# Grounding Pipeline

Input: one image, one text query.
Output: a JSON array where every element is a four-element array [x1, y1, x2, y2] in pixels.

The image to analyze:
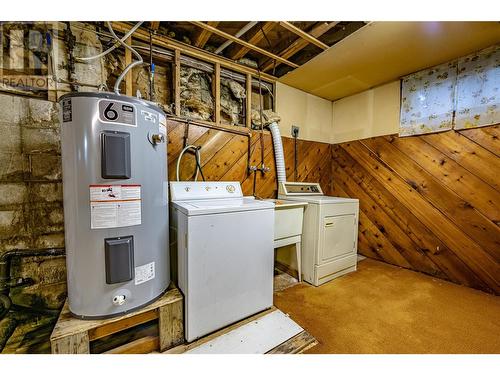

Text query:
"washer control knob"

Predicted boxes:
[[184, 187, 190, 192], [226, 185, 235, 193]]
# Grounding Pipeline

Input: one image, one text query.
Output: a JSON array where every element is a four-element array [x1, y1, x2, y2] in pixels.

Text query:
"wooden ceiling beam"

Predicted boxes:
[[193, 21, 219, 48], [229, 21, 275, 60], [279, 21, 328, 50], [110, 22, 277, 82], [214, 21, 258, 54], [261, 21, 339, 73], [190, 21, 298, 68]]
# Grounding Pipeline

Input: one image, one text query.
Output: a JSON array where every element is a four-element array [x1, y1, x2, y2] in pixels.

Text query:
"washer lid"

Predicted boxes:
[[172, 197, 275, 216]]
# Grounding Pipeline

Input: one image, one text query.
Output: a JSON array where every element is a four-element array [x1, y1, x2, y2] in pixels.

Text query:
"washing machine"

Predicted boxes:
[[278, 182, 359, 286], [170, 181, 275, 342]]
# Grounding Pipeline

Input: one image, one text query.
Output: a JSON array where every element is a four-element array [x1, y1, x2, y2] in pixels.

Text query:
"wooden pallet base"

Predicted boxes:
[[50, 286, 184, 354]]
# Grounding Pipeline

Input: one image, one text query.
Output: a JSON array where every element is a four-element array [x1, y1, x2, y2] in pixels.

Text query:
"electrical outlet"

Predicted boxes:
[[291, 125, 299, 138]]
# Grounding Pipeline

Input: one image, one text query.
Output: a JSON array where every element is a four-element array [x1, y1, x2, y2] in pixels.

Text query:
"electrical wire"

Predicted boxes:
[[75, 21, 143, 61], [106, 21, 144, 94]]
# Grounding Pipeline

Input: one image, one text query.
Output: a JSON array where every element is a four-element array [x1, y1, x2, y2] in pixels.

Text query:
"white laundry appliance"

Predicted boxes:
[[278, 182, 359, 286], [170, 181, 275, 342]]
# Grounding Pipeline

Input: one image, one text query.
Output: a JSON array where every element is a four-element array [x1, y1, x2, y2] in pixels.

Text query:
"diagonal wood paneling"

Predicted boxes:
[[167, 118, 499, 295], [331, 125, 500, 295], [167, 119, 333, 200]]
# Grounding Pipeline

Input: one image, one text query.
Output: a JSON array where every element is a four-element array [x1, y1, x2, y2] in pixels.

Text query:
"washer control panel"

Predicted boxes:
[[170, 181, 242, 201]]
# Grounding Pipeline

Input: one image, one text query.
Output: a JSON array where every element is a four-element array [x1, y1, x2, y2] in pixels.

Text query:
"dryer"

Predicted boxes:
[[170, 181, 275, 342], [278, 182, 359, 286]]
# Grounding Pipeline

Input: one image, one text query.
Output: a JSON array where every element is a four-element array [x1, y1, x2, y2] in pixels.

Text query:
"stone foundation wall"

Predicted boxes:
[[0, 21, 105, 353]]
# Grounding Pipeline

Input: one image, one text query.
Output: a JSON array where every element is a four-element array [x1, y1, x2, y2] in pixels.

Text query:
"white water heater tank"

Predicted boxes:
[[59, 92, 169, 319]]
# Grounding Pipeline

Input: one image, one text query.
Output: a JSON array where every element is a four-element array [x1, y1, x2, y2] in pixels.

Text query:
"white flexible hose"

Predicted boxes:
[[268, 122, 286, 184], [176, 145, 202, 181], [75, 22, 143, 61], [106, 21, 144, 95]]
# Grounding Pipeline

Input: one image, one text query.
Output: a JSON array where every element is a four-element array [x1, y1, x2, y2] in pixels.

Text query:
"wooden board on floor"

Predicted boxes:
[[162, 307, 317, 354], [267, 331, 318, 354]]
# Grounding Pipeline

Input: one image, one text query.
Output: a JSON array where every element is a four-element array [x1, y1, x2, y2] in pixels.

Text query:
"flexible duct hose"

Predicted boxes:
[[268, 122, 286, 184], [176, 145, 205, 181]]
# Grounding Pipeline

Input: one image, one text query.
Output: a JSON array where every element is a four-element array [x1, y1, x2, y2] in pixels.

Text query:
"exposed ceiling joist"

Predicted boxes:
[[190, 21, 299, 68], [214, 21, 257, 54], [150, 21, 160, 30], [261, 21, 339, 73], [279, 21, 328, 50], [110, 22, 277, 82], [193, 21, 219, 48], [229, 21, 275, 60]]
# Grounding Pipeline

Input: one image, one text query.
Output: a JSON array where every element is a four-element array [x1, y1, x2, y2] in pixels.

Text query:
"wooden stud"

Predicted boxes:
[[174, 49, 181, 116], [125, 36, 133, 96], [150, 21, 160, 30], [194, 21, 220, 48], [261, 22, 338, 72], [214, 62, 221, 124], [158, 298, 184, 351], [230, 22, 275, 60], [111, 22, 276, 82], [246, 73, 252, 128], [189, 21, 299, 68], [279, 21, 328, 50], [51, 331, 90, 354]]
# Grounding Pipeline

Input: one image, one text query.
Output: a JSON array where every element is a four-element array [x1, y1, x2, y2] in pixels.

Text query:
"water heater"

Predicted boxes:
[[59, 92, 169, 319]]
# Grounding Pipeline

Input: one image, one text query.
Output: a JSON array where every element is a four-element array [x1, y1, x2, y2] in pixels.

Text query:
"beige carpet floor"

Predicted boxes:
[[274, 258, 500, 354]]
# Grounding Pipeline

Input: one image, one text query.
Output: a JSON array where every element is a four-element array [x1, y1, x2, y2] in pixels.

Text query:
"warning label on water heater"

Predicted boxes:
[[135, 262, 155, 285], [89, 185, 141, 229]]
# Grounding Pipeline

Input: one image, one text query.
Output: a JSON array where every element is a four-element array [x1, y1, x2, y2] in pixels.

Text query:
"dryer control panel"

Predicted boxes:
[[170, 181, 243, 201], [278, 182, 324, 196]]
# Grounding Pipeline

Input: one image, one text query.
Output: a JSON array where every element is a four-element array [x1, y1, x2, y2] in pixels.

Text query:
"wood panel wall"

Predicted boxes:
[[331, 125, 500, 295], [166, 119, 333, 198]]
